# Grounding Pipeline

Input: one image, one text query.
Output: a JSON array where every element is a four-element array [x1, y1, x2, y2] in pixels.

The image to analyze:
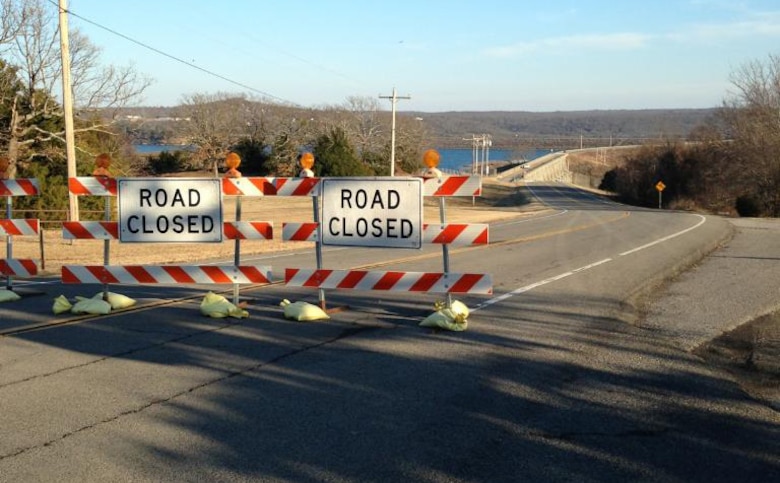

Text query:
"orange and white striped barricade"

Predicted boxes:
[[0, 178, 41, 290], [62, 264, 271, 285], [285, 269, 492, 294], [222, 175, 322, 304], [64, 175, 273, 301], [62, 221, 272, 241], [281, 173, 492, 307], [282, 222, 489, 246], [221, 176, 321, 197], [221, 175, 320, 302]]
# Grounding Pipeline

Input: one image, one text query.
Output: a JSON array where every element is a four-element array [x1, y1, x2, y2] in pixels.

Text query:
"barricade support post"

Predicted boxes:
[[224, 152, 242, 306], [0, 157, 41, 292], [93, 153, 113, 301]]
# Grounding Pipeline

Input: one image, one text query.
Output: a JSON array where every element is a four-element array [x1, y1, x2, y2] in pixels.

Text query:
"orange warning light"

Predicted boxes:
[[225, 152, 241, 169], [225, 152, 242, 178], [300, 152, 315, 170], [93, 153, 112, 177], [423, 149, 440, 169]]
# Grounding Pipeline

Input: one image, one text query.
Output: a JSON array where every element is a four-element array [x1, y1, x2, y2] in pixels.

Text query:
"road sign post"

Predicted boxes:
[[655, 181, 666, 209]]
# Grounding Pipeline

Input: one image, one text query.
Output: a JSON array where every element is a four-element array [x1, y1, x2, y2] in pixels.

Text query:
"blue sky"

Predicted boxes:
[[67, 0, 780, 112]]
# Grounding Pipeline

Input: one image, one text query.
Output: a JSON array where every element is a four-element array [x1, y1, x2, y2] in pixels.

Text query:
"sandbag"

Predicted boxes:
[[280, 299, 329, 322], [52, 295, 73, 314], [0, 289, 21, 303], [434, 299, 470, 319], [200, 292, 248, 319], [70, 297, 112, 315], [93, 291, 136, 310], [419, 307, 468, 332]]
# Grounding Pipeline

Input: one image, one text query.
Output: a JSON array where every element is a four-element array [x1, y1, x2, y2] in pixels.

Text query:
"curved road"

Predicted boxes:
[[0, 182, 777, 481]]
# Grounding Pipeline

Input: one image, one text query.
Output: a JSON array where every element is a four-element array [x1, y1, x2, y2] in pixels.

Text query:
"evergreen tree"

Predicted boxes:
[[312, 127, 371, 177]]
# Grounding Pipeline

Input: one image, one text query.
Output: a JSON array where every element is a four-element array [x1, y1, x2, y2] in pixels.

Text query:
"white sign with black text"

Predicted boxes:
[[321, 177, 423, 249], [118, 178, 223, 243]]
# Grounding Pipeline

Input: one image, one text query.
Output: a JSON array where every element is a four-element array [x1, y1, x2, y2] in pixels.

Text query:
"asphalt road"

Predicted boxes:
[[0, 182, 777, 482]]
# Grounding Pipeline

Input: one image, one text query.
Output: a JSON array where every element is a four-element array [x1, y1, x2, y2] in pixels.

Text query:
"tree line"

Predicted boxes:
[[599, 54, 780, 217]]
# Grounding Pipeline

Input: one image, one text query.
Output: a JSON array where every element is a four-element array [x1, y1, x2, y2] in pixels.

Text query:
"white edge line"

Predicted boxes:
[[619, 214, 706, 257], [472, 257, 613, 312]]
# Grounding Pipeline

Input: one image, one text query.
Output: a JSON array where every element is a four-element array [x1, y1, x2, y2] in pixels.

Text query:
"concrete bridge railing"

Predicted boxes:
[[496, 152, 570, 183]]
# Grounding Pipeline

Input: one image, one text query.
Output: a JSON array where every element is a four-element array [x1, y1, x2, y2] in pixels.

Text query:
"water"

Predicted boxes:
[[133, 145, 552, 171], [133, 144, 195, 154]]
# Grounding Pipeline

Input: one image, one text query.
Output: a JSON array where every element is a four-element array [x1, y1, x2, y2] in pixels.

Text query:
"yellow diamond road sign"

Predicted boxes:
[[656, 181, 666, 192]]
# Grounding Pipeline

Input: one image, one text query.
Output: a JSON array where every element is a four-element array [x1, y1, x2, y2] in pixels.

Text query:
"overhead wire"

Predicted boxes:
[[50, 0, 299, 106]]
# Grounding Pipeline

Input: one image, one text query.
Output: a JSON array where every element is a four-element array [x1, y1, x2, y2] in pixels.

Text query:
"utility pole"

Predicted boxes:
[[379, 87, 410, 176], [59, 0, 78, 220]]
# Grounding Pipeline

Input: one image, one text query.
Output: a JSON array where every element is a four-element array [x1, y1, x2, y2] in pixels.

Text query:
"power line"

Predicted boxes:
[[51, 1, 297, 106]]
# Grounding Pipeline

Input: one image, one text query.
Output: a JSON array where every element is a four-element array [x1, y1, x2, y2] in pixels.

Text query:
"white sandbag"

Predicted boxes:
[[280, 299, 329, 322], [93, 291, 136, 310], [0, 289, 21, 303], [200, 292, 248, 319], [52, 295, 73, 314], [70, 297, 112, 315]]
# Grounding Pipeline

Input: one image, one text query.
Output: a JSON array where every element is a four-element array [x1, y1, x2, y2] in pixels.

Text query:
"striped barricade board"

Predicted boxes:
[[422, 176, 482, 197], [285, 268, 492, 294], [63, 221, 273, 240], [0, 219, 40, 236], [0, 259, 38, 277], [62, 264, 272, 285], [0, 178, 40, 196], [69, 176, 117, 197], [222, 177, 321, 197], [282, 222, 489, 246]]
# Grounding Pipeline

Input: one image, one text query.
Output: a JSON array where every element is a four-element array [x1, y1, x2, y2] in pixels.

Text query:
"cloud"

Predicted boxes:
[[681, 11, 780, 40], [484, 32, 651, 58]]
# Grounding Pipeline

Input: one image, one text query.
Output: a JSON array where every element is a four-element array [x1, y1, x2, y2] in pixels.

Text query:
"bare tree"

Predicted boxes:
[[721, 53, 780, 215], [177, 92, 254, 175], [342, 95, 384, 155], [0, 0, 151, 177]]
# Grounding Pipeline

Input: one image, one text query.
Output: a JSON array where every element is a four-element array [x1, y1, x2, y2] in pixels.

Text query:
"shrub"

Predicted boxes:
[[735, 195, 761, 217]]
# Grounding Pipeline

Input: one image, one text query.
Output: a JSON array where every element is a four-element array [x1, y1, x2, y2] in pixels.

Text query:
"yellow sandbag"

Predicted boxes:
[[280, 299, 329, 322], [52, 295, 73, 314], [70, 297, 112, 315], [450, 300, 469, 319], [0, 289, 21, 303], [199, 292, 248, 319], [434, 299, 469, 319], [93, 291, 136, 310], [419, 308, 468, 332]]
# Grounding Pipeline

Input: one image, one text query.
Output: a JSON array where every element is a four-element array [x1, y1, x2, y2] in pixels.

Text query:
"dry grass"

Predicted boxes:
[[5, 179, 539, 275]]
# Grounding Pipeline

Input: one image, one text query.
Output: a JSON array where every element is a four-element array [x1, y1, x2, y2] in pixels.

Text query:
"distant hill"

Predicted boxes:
[[411, 109, 718, 148], [113, 106, 718, 150]]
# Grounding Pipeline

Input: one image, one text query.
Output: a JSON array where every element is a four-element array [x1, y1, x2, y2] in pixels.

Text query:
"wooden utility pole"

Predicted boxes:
[[59, 0, 79, 220], [379, 87, 410, 176]]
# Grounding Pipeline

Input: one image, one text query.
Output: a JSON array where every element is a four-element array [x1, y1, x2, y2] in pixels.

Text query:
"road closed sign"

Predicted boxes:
[[321, 177, 422, 248], [118, 178, 223, 243]]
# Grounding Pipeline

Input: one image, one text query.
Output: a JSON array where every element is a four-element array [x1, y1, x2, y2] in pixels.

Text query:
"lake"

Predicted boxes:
[[133, 145, 553, 172]]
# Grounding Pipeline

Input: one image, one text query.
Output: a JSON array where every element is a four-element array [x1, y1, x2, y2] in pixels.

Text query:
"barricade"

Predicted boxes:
[[278, 151, 492, 310], [62, 156, 272, 302], [0, 175, 41, 291], [61, 152, 493, 321]]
